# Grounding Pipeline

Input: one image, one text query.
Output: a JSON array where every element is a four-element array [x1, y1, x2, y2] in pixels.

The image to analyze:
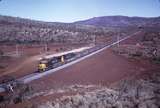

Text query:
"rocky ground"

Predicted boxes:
[[1, 70, 159, 108], [36, 71, 160, 108]]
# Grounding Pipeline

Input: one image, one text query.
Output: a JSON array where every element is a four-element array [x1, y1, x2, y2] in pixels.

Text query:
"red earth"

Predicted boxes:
[[5, 31, 160, 108]]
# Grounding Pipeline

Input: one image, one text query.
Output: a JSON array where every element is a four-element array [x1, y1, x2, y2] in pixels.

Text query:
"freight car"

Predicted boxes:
[[38, 52, 77, 72]]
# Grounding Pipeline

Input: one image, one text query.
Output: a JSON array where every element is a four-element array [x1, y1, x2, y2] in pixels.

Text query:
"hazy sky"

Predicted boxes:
[[0, 0, 160, 22]]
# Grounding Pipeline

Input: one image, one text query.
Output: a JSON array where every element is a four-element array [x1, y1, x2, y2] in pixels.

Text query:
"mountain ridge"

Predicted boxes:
[[0, 15, 159, 43], [74, 16, 160, 27], [1, 14, 160, 26]]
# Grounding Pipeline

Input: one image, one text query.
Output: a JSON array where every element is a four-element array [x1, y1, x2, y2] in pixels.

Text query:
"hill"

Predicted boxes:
[[0, 15, 160, 44], [75, 16, 160, 27]]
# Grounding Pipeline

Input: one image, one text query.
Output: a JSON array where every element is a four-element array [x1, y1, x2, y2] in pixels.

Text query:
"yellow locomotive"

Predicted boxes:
[[38, 59, 48, 72]]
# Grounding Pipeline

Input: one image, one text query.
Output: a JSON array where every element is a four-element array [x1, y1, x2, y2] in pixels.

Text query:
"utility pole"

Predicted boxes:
[[117, 34, 120, 48], [94, 35, 96, 46], [45, 43, 48, 53], [16, 44, 19, 56]]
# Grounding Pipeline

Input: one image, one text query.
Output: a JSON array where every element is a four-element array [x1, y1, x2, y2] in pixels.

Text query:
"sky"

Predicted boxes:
[[0, 0, 160, 22]]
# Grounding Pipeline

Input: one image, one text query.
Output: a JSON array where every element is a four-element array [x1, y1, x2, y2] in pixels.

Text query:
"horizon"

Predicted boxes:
[[0, 0, 160, 23], [0, 14, 160, 23]]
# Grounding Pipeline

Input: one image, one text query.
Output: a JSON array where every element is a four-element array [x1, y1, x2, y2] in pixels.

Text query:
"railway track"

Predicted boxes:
[[0, 32, 140, 93]]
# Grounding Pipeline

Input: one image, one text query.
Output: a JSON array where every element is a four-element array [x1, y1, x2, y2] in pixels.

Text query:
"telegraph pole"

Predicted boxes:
[[45, 43, 48, 53], [94, 35, 96, 46], [16, 44, 19, 56], [117, 34, 120, 48]]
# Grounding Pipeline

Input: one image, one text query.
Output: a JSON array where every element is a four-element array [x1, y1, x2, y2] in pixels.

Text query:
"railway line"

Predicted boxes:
[[0, 32, 140, 93]]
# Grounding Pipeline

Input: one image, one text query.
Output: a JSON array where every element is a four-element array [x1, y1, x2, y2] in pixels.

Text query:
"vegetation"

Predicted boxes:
[[1, 15, 158, 44]]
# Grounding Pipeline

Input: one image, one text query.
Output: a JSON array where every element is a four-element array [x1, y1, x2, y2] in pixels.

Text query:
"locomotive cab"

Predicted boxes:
[[38, 59, 48, 72]]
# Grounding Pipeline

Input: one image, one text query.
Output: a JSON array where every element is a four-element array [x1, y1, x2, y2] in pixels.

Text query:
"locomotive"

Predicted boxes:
[[38, 52, 76, 72]]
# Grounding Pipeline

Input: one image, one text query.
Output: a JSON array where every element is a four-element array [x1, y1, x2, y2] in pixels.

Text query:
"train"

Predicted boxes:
[[37, 47, 92, 72], [38, 52, 77, 72]]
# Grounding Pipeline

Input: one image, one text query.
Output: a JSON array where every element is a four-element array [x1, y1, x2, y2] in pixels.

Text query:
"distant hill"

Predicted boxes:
[[74, 16, 160, 27], [0, 15, 159, 44]]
